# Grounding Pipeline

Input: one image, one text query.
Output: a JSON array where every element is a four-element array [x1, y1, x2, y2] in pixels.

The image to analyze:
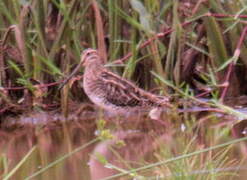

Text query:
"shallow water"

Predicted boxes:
[[1, 108, 247, 180]]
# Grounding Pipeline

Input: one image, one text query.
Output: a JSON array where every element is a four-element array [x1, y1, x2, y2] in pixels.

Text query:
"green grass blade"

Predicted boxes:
[[24, 138, 99, 180], [3, 146, 36, 180], [102, 136, 247, 180]]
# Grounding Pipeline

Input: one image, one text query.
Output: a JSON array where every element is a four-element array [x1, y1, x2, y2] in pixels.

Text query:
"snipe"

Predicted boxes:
[[60, 48, 171, 116]]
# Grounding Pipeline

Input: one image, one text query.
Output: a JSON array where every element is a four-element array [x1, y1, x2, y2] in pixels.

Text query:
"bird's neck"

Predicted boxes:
[[84, 60, 104, 76]]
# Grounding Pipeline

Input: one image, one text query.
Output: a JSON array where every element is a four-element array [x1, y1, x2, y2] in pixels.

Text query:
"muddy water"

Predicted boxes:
[[1, 108, 247, 180], [0, 109, 170, 179], [0, 110, 97, 180]]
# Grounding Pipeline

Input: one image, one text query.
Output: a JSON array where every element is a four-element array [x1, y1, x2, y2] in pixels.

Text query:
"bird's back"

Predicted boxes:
[[83, 66, 170, 114]]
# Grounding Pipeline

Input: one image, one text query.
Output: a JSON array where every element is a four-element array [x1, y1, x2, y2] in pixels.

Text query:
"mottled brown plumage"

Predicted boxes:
[[62, 48, 171, 115]]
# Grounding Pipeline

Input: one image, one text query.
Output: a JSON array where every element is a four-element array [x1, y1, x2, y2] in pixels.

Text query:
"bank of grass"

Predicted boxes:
[[1, 0, 247, 179]]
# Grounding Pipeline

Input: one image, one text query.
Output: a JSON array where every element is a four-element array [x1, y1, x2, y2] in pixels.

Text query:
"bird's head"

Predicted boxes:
[[58, 48, 101, 90], [81, 48, 103, 67]]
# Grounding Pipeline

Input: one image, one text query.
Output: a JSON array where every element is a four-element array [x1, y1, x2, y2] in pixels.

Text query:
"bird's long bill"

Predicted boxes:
[[58, 58, 85, 90]]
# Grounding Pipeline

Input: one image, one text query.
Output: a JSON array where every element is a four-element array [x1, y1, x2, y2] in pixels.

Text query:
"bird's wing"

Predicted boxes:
[[98, 70, 169, 108]]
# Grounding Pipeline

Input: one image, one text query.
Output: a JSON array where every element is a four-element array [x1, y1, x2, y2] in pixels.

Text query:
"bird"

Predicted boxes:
[[59, 48, 172, 116]]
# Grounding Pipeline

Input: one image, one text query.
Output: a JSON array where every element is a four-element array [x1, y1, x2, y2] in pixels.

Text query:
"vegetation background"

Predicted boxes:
[[0, 0, 247, 179]]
